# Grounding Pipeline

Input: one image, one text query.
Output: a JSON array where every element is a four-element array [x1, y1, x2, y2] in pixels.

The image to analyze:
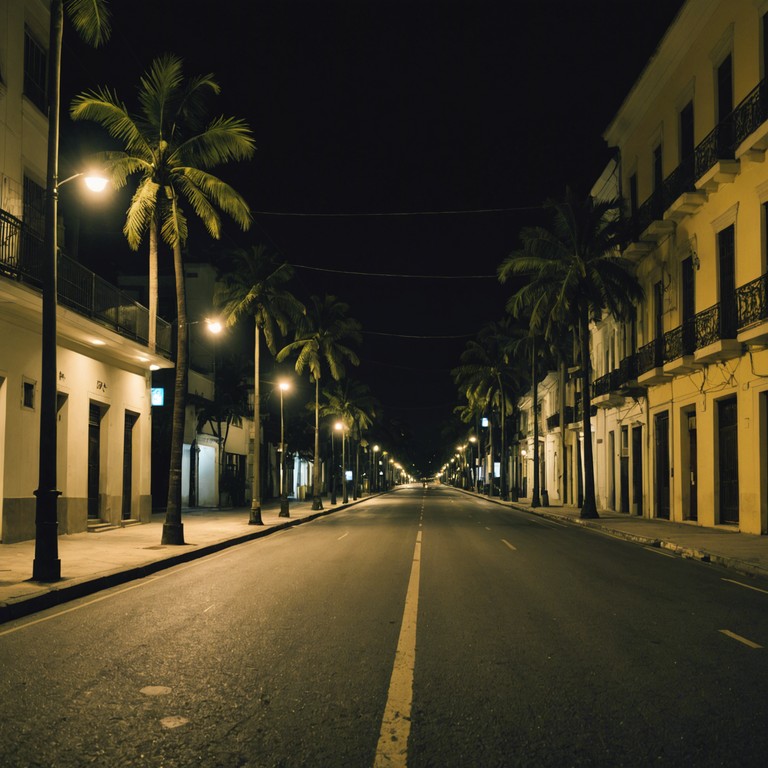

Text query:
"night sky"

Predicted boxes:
[[59, 0, 686, 474]]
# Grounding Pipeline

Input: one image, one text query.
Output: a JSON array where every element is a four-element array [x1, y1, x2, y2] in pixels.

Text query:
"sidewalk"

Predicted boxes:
[[3, 487, 768, 625], [0, 496, 371, 624], [464, 488, 768, 581]]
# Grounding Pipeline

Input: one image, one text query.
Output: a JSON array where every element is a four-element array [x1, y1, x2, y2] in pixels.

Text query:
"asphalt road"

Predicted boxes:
[[1, 484, 768, 767]]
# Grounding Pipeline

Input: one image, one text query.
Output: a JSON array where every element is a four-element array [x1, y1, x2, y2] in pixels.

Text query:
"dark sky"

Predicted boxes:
[[60, 0, 686, 474]]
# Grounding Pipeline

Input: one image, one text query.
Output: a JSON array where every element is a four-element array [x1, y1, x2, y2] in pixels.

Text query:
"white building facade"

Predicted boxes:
[[0, 0, 171, 543]]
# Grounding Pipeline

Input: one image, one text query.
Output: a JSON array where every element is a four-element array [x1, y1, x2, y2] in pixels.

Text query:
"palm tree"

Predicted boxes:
[[319, 380, 379, 499], [34, 0, 111, 581], [214, 246, 304, 524], [277, 295, 362, 510], [498, 187, 642, 519], [452, 319, 522, 500], [71, 55, 255, 543]]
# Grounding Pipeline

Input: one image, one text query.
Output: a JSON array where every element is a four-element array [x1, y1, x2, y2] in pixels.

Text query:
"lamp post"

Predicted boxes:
[[371, 444, 379, 493], [335, 421, 348, 503], [33, 171, 107, 582], [469, 436, 478, 492], [278, 380, 290, 517]]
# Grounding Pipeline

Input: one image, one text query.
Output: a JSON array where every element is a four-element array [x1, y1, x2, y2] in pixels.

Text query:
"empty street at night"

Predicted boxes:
[[2, 484, 768, 767]]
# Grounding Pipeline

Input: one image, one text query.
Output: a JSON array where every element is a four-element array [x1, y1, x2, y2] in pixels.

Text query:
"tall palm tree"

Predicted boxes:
[[214, 246, 304, 524], [35, 0, 111, 581], [452, 319, 522, 500], [498, 187, 642, 519], [70, 54, 254, 352], [71, 55, 255, 543], [277, 295, 362, 510]]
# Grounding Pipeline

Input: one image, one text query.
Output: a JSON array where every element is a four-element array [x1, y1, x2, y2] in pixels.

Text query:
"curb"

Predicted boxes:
[[0, 495, 378, 626]]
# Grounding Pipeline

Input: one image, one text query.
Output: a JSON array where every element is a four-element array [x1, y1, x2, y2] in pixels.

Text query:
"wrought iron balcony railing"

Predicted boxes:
[[0, 208, 172, 356], [631, 78, 768, 241], [737, 272, 768, 330]]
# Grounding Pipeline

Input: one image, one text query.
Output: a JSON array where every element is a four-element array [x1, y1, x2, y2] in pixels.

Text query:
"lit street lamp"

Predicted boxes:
[[371, 444, 380, 493], [335, 421, 348, 504], [278, 380, 291, 517], [34, 170, 107, 582]]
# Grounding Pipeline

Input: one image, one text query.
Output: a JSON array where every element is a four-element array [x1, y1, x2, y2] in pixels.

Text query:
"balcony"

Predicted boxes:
[[0, 208, 172, 357], [737, 273, 768, 347], [591, 369, 624, 408], [693, 302, 741, 364], [637, 338, 671, 385], [627, 78, 768, 247], [734, 80, 768, 162], [663, 319, 700, 374]]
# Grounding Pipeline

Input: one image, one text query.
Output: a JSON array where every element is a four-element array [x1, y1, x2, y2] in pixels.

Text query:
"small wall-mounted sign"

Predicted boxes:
[[151, 387, 165, 406]]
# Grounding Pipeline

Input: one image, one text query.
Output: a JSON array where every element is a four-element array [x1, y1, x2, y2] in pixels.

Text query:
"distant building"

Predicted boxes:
[[0, 0, 171, 543]]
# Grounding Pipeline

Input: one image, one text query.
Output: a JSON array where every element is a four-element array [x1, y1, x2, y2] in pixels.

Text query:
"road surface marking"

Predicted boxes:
[[203, 604, 215, 613], [160, 716, 189, 729], [722, 578, 768, 596], [643, 546, 676, 558], [501, 539, 517, 551], [374, 533, 421, 768], [718, 629, 763, 649], [485, 526, 491, 530], [526, 516, 568, 528], [337, 532, 349, 540]]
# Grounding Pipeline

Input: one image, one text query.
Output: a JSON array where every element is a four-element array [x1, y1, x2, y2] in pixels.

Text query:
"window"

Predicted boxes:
[[628, 172, 638, 218], [23, 176, 45, 241], [679, 101, 694, 169], [22, 379, 35, 409], [23, 27, 47, 113], [653, 145, 663, 192]]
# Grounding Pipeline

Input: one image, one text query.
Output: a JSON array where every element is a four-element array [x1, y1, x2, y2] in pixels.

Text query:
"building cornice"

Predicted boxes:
[[604, 0, 721, 148]]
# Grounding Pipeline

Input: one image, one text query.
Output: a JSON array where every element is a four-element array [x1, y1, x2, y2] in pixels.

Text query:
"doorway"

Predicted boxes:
[[687, 412, 698, 521], [718, 397, 739, 524], [122, 412, 138, 520], [632, 425, 643, 515], [655, 412, 670, 519], [87, 403, 103, 519]]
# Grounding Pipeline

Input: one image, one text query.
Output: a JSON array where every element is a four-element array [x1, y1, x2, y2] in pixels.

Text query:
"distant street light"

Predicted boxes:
[[278, 380, 291, 517], [34, 170, 108, 582], [335, 421, 348, 503]]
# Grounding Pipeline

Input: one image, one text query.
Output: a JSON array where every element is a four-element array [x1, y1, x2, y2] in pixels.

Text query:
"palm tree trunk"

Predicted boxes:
[[579, 312, 599, 518], [559, 359, 567, 504], [312, 377, 323, 510], [162, 241, 188, 544], [249, 322, 263, 524], [531, 341, 541, 507], [148, 215, 158, 351]]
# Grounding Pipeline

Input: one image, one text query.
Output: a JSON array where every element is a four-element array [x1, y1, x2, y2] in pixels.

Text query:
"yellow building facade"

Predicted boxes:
[[595, 0, 768, 534]]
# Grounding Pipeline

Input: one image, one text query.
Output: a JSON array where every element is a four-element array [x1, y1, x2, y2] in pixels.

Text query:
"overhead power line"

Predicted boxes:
[[255, 205, 543, 218], [290, 263, 496, 279]]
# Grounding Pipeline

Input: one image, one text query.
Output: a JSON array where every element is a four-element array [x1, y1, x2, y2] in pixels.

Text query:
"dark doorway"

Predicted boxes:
[[122, 413, 138, 520], [620, 426, 629, 514], [688, 412, 698, 521], [87, 403, 102, 520], [718, 397, 739, 524], [632, 425, 643, 515], [655, 412, 670, 519]]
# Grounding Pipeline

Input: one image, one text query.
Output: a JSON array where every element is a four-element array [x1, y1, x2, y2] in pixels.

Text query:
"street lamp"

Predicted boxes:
[[335, 421, 348, 504], [278, 380, 291, 517], [372, 444, 380, 493], [33, 170, 108, 582]]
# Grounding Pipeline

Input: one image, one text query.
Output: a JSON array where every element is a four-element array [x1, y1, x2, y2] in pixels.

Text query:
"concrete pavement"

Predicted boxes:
[[3, 484, 768, 625]]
